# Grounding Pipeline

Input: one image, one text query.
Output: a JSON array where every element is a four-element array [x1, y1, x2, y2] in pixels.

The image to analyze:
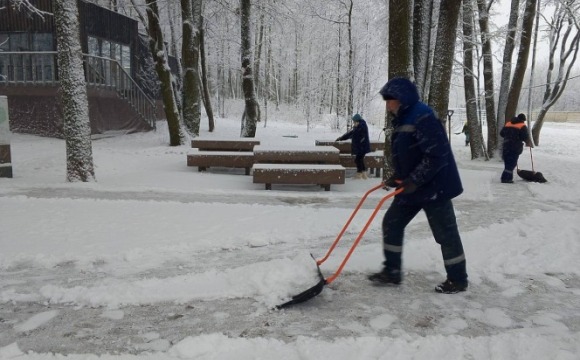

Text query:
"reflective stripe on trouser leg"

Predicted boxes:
[[424, 199, 468, 283], [381, 200, 421, 272]]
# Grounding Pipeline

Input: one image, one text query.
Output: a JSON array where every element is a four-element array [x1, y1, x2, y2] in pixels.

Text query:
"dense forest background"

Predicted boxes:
[[5, 0, 579, 180], [93, 0, 580, 118]]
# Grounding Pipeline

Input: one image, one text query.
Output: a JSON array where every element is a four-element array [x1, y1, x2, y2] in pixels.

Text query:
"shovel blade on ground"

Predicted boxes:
[[517, 169, 547, 183]]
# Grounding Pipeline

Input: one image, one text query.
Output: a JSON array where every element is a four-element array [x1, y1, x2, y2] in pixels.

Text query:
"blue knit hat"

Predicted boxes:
[[352, 113, 362, 122]]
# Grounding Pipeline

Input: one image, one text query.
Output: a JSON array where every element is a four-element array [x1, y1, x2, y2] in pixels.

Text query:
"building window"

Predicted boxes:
[[86, 36, 131, 88], [0, 32, 55, 82]]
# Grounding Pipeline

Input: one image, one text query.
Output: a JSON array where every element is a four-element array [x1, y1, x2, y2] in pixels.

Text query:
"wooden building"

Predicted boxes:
[[0, 0, 159, 137]]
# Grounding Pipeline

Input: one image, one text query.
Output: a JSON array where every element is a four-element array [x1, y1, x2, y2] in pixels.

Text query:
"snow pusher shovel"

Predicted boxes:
[[517, 147, 547, 183], [276, 185, 403, 309]]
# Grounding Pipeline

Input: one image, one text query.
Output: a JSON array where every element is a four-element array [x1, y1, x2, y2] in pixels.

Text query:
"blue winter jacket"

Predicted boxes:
[[380, 77, 463, 205], [337, 118, 371, 156]]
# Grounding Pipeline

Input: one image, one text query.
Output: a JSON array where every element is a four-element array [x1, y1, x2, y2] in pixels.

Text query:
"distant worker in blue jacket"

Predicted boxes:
[[369, 76, 468, 294], [462, 122, 470, 146], [500, 113, 532, 183], [336, 114, 371, 179]]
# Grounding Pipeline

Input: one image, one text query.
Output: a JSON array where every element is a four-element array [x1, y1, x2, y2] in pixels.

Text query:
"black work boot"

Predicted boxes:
[[435, 279, 468, 294], [368, 269, 401, 285]]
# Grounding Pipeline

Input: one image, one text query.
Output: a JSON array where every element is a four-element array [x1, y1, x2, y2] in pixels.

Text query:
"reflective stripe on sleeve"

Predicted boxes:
[[396, 124, 416, 133]]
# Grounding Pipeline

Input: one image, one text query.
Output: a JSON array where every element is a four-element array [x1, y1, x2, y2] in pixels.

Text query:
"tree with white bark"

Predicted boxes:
[[54, 0, 95, 182], [531, 0, 580, 145]]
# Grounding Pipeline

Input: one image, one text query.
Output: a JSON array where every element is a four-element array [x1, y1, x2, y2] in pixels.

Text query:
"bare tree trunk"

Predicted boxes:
[[181, 0, 202, 137], [413, 0, 433, 98], [336, 26, 342, 123], [254, 3, 265, 99], [389, 1, 412, 78], [166, 2, 183, 124], [132, 0, 184, 146], [240, 0, 259, 137], [217, 19, 227, 118], [505, 0, 537, 123], [263, 23, 272, 127], [428, 0, 462, 124], [346, 0, 354, 122], [494, 0, 520, 157], [385, 0, 412, 180], [54, 0, 95, 182], [462, 0, 487, 159], [167, 1, 183, 91], [293, 27, 299, 104], [526, 0, 540, 138], [476, 0, 498, 157], [199, 24, 215, 132]]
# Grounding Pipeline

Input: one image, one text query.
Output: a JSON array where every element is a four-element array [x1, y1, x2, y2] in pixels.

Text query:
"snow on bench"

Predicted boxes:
[[253, 145, 340, 164], [252, 163, 346, 191], [191, 139, 260, 152]]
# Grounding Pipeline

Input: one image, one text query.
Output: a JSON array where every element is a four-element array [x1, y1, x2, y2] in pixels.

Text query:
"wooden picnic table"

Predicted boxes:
[[315, 139, 385, 153], [253, 145, 340, 164], [191, 139, 260, 152]]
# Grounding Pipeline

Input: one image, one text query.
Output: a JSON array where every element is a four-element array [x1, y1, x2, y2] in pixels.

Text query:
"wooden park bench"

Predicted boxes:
[[187, 139, 260, 175], [252, 145, 345, 190], [253, 164, 346, 191], [339, 151, 384, 178], [187, 151, 255, 175], [315, 140, 385, 177]]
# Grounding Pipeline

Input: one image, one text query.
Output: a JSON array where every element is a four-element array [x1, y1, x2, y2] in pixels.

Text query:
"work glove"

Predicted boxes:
[[398, 178, 417, 194], [382, 176, 401, 190]]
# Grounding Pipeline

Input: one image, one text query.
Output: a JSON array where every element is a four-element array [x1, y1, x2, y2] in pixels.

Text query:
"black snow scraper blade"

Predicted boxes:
[[276, 260, 325, 309], [517, 169, 547, 183], [276, 186, 403, 309]]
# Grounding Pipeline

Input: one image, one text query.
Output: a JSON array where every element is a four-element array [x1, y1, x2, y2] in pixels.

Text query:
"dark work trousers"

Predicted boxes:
[[501, 151, 519, 182], [381, 198, 468, 284], [355, 154, 366, 172]]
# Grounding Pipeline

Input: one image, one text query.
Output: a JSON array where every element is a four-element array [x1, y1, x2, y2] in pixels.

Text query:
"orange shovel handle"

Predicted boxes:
[[316, 183, 384, 266], [323, 187, 404, 285]]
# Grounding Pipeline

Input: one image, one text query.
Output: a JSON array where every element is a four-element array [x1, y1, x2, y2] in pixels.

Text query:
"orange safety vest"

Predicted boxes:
[[504, 121, 526, 129]]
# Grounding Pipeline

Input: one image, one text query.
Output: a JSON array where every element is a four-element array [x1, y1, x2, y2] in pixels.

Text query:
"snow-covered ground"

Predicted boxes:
[[1, 114, 579, 359]]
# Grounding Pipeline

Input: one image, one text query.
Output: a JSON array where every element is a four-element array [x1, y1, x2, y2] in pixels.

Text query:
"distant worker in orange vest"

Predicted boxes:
[[500, 113, 533, 183]]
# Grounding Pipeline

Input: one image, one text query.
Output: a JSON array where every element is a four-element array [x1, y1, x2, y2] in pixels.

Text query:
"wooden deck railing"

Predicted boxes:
[[0, 51, 156, 129]]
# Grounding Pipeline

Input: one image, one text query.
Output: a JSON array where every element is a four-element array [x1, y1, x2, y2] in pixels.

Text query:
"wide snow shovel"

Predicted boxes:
[[517, 147, 547, 183], [277, 185, 403, 309]]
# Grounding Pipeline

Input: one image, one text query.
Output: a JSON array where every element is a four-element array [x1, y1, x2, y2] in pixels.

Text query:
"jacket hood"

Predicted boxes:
[[379, 77, 420, 110]]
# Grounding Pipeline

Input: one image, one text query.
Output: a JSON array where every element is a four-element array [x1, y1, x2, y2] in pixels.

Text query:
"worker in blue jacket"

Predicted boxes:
[[368, 76, 468, 294], [336, 114, 371, 179]]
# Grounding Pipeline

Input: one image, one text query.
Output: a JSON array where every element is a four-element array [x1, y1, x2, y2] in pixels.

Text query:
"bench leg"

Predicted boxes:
[[245, 167, 250, 176], [265, 183, 272, 190], [198, 167, 207, 172], [375, 167, 381, 178], [324, 184, 331, 191]]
